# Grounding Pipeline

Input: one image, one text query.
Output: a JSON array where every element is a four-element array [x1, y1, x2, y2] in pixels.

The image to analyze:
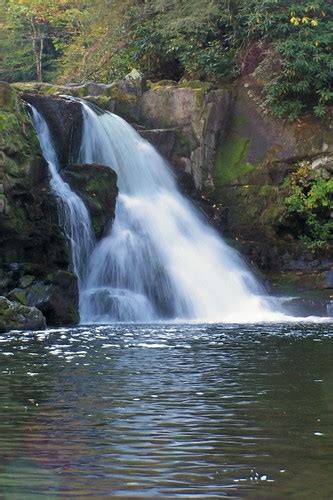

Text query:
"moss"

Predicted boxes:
[[111, 87, 138, 103], [94, 95, 112, 108], [11, 82, 54, 94], [0, 104, 40, 163], [268, 271, 326, 293], [179, 80, 213, 92], [149, 80, 178, 90], [214, 136, 255, 188], [174, 129, 192, 155], [7, 288, 28, 305], [193, 88, 206, 109], [44, 85, 65, 95]]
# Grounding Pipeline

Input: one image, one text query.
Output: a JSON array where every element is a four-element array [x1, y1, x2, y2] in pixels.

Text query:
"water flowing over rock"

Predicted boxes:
[[29, 106, 95, 288], [22, 93, 83, 167], [78, 102, 282, 323], [62, 163, 118, 239], [7, 77, 333, 317]]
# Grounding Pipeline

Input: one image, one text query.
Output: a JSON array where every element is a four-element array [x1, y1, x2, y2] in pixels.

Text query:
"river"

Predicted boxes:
[[0, 322, 332, 497]]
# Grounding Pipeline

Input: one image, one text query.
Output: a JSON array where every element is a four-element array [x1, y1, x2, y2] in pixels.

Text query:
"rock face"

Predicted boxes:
[[138, 85, 232, 191], [210, 82, 333, 297], [63, 163, 118, 239], [20, 93, 83, 167], [0, 296, 45, 333], [0, 82, 80, 330]]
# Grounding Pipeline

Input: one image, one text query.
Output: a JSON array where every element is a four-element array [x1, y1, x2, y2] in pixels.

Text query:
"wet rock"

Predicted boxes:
[[44, 271, 79, 326], [139, 129, 177, 159], [26, 271, 79, 326], [323, 271, 333, 289], [19, 274, 35, 289], [7, 287, 28, 305], [21, 94, 83, 167], [63, 163, 118, 239], [0, 296, 46, 333]]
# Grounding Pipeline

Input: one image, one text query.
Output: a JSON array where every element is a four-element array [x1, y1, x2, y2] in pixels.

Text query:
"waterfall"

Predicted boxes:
[[29, 106, 95, 287], [78, 102, 282, 323]]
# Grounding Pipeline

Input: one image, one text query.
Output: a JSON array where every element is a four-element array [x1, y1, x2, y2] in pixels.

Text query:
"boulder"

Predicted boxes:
[[26, 271, 79, 326], [124, 69, 147, 96], [63, 163, 118, 239], [0, 296, 46, 333]]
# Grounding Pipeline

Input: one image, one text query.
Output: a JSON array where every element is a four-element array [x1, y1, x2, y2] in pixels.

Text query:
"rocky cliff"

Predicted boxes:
[[0, 82, 118, 331]]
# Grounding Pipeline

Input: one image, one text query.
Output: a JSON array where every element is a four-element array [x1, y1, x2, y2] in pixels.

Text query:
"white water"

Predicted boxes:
[[78, 103, 284, 323], [30, 106, 95, 286]]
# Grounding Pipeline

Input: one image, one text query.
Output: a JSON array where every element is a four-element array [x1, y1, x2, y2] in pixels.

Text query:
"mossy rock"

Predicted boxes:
[[214, 136, 255, 188], [0, 296, 46, 333], [7, 287, 28, 305], [149, 80, 178, 90], [11, 82, 55, 94], [179, 80, 214, 92]]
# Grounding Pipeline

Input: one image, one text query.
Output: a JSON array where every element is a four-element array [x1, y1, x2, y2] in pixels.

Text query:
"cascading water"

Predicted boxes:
[[78, 102, 283, 323], [29, 106, 95, 286]]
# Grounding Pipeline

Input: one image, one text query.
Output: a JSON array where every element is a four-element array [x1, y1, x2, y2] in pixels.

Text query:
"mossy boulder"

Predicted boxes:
[[63, 163, 118, 239], [0, 296, 46, 333]]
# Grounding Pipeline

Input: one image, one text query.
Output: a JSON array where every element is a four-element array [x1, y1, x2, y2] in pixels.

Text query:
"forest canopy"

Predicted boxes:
[[0, 0, 332, 120]]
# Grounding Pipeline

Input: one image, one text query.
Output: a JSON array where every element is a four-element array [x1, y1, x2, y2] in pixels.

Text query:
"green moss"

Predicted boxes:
[[214, 136, 255, 187], [149, 80, 177, 90], [110, 85, 138, 103], [179, 80, 213, 92], [268, 271, 326, 293], [193, 88, 206, 108], [11, 82, 54, 94], [174, 129, 192, 155], [0, 92, 40, 164], [7, 288, 28, 305]]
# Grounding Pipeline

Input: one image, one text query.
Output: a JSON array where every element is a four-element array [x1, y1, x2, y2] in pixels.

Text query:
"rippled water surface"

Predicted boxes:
[[0, 323, 332, 498]]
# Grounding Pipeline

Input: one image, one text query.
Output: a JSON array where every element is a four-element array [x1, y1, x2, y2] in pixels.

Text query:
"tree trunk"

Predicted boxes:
[[31, 19, 43, 82]]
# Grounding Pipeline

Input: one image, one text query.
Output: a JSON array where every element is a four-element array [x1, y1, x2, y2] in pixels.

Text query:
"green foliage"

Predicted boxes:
[[283, 162, 333, 254], [126, 0, 237, 81], [0, 0, 83, 82], [1, 0, 332, 120], [237, 0, 333, 120]]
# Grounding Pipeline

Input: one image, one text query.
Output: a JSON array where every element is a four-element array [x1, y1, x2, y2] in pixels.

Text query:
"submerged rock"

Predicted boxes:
[[0, 296, 46, 333]]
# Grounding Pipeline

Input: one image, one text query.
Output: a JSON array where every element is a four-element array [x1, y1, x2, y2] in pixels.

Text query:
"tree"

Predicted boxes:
[[1, 0, 82, 82]]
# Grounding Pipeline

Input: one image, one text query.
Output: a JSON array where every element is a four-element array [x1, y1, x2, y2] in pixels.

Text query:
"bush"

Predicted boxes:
[[282, 162, 333, 254]]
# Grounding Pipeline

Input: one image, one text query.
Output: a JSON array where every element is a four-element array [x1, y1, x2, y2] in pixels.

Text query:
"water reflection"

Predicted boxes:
[[0, 323, 332, 497]]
